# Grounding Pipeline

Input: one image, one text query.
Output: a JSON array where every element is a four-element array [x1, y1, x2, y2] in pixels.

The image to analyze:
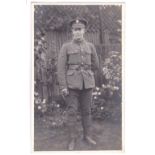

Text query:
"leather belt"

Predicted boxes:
[[68, 64, 91, 70]]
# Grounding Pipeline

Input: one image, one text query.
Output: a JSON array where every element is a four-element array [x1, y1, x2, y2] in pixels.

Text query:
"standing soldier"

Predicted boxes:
[[57, 17, 99, 150]]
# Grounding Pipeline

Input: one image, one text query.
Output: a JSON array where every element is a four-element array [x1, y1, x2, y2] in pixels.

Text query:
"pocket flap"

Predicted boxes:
[[68, 50, 79, 54], [67, 70, 75, 76]]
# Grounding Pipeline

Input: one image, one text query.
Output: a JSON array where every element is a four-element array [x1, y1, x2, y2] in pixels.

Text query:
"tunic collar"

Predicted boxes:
[[72, 38, 86, 44]]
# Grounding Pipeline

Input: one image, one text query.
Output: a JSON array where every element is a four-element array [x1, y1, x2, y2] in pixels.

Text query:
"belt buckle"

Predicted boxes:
[[81, 66, 84, 72]]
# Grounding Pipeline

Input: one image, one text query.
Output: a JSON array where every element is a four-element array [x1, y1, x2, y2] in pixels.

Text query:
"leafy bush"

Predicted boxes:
[[92, 51, 121, 121]]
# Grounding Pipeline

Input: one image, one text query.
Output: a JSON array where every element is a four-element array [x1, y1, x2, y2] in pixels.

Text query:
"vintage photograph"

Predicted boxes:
[[33, 3, 123, 151]]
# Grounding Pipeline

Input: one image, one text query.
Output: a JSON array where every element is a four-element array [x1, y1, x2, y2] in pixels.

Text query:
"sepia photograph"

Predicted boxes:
[[32, 3, 124, 151], [2, 1, 155, 155]]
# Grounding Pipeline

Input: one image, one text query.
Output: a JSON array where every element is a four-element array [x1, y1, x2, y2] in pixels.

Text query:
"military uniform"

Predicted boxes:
[[57, 18, 99, 150], [58, 39, 99, 90]]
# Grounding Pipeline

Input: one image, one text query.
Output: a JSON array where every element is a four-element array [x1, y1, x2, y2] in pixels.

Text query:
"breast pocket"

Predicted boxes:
[[67, 50, 80, 64]]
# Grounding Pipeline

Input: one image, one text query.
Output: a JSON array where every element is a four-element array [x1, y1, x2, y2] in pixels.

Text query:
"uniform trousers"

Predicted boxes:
[[65, 87, 93, 139]]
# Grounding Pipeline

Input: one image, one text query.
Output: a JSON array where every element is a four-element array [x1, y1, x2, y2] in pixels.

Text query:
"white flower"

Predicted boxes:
[[94, 96, 97, 99], [57, 104, 60, 108], [114, 86, 119, 90], [102, 68, 107, 72], [41, 37, 45, 41], [98, 92, 101, 95], [102, 84, 106, 88], [38, 106, 41, 110], [96, 87, 100, 91], [101, 107, 104, 110]]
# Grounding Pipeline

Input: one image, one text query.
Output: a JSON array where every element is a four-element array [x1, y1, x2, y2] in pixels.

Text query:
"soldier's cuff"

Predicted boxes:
[[61, 88, 68, 92], [60, 86, 68, 91]]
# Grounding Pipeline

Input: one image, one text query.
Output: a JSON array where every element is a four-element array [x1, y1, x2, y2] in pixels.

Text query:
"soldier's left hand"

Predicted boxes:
[[61, 88, 69, 97]]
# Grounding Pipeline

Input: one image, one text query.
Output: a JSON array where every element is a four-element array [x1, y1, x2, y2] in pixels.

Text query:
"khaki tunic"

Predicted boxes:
[[57, 39, 99, 90]]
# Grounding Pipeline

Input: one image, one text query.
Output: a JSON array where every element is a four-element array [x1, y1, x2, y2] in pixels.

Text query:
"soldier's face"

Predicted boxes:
[[72, 28, 85, 40]]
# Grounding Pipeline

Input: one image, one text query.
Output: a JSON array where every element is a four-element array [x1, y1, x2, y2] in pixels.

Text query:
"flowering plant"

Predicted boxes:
[[91, 51, 122, 121]]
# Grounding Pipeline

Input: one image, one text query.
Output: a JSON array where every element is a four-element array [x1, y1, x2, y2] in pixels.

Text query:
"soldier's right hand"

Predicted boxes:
[[61, 88, 69, 97]]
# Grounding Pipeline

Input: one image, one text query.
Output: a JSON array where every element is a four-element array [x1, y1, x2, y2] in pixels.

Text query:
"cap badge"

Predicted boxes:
[[76, 19, 79, 23]]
